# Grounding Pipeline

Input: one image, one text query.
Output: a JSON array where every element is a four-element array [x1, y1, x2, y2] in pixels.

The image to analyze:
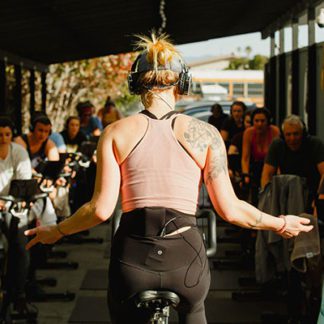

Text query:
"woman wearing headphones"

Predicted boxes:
[[241, 108, 280, 205], [24, 34, 313, 324]]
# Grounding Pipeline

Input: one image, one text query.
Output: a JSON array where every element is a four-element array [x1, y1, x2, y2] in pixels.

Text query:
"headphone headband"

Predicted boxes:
[[131, 51, 184, 74], [128, 51, 191, 95]]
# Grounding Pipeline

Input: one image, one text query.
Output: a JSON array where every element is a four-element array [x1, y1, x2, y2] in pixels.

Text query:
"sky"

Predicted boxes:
[[176, 26, 324, 62], [177, 32, 270, 61]]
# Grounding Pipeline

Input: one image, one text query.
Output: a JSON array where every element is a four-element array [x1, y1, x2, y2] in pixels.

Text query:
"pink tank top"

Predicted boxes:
[[120, 115, 202, 214], [251, 127, 273, 161]]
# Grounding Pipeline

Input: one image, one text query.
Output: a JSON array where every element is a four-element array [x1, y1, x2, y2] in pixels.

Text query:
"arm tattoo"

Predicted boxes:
[[184, 118, 227, 183], [250, 211, 263, 229]]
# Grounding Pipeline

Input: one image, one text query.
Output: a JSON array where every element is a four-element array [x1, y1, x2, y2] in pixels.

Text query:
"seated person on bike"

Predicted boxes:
[[0, 116, 35, 315], [24, 34, 313, 324], [76, 101, 103, 139], [261, 114, 324, 211], [14, 112, 59, 170], [241, 108, 279, 205], [228, 110, 252, 177], [220, 101, 246, 147], [60, 116, 87, 153], [97, 96, 124, 128], [14, 112, 58, 222], [208, 103, 228, 132]]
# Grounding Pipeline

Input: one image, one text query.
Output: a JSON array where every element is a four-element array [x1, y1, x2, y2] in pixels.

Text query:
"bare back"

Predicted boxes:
[[109, 113, 215, 170]]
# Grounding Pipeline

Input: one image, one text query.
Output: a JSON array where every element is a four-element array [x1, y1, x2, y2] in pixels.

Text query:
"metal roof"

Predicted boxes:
[[0, 0, 311, 65]]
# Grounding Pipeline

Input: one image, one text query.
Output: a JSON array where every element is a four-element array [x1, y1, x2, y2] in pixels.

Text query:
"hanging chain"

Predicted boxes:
[[158, 0, 167, 35]]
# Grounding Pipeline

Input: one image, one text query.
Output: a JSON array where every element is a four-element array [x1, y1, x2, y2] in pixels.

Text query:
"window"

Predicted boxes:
[[233, 83, 244, 96], [218, 82, 229, 92], [247, 83, 263, 97]]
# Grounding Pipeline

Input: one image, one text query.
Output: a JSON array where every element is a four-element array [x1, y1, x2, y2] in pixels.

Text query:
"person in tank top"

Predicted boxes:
[[14, 112, 59, 170], [24, 34, 313, 324], [241, 108, 279, 205]]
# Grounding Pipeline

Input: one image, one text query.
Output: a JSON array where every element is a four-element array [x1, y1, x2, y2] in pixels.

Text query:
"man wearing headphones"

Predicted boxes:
[[14, 112, 59, 169], [261, 115, 324, 205]]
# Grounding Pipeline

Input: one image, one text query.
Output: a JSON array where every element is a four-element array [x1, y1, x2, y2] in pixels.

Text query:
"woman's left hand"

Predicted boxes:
[[24, 225, 63, 250]]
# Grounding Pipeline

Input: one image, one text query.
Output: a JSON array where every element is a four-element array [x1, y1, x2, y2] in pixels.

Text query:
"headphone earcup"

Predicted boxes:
[[178, 70, 192, 95], [128, 73, 141, 95]]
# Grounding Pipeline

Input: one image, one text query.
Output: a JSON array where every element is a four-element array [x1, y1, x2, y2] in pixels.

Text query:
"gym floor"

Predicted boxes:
[[33, 222, 111, 324]]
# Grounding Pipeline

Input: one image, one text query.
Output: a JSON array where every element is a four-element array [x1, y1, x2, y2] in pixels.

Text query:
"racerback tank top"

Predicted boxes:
[[120, 113, 202, 215]]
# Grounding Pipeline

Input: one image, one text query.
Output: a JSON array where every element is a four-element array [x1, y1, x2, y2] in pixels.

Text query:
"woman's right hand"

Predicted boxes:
[[278, 215, 313, 239]]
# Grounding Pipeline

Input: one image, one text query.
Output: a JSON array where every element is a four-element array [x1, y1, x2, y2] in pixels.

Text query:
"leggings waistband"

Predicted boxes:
[[119, 207, 197, 237]]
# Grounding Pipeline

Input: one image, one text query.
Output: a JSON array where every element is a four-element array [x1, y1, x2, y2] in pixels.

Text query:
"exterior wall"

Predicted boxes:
[[190, 60, 232, 70], [191, 70, 264, 106]]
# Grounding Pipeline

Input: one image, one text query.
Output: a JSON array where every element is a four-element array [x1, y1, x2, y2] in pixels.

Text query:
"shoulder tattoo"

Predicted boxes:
[[184, 118, 212, 152], [184, 118, 227, 183]]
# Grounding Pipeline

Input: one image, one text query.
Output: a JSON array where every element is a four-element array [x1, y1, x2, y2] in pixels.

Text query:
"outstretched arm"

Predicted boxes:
[[203, 126, 312, 237], [25, 127, 121, 249]]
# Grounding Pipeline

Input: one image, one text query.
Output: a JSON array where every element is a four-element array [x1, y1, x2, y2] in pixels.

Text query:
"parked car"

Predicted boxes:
[[181, 100, 257, 122]]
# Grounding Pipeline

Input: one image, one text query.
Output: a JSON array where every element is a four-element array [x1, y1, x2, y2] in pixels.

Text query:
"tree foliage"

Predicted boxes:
[[5, 53, 140, 132], [226, 54, 268, 71], [45, 53, 139, 131]]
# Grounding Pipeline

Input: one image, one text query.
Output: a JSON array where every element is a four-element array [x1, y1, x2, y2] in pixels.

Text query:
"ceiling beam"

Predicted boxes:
[[261, 0, 323, 39]]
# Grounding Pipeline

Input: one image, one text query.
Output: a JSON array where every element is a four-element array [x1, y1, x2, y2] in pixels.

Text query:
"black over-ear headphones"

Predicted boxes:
[[0, 115, 18, 137], [128, 51, 192, 95], [30, 112, 52, 134], [251, 108, 272, 126]]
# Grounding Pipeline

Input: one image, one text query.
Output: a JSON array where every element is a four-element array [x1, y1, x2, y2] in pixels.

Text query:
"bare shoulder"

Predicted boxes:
[[175, 114, 221, 148], [243, 127, 253, 137], [270, 124, 280, 135], [103, 114, 145, 137], [14, 136, 27, 148], [99, 114, 148, 163]]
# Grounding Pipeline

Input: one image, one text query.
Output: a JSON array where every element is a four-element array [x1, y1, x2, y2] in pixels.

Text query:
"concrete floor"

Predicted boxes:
[[34, 222, 111, 324]]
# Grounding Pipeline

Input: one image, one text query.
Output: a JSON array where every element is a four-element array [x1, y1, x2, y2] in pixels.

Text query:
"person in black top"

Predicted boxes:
[[60, 116, 87, 153], [261, 115, 324, 204], [207, 103, 227, 131], [227, 110, 252, 177], [220, 101, 246, 147], [14, 112, 59, 169]]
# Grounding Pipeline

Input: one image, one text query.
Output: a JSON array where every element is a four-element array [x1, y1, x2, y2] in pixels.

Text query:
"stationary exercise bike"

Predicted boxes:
[[134, 290, 180, 324], [0, 179, 48, 323]]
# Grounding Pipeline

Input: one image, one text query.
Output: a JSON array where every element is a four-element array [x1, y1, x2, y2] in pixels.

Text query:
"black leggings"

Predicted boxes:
[[108, 207, 210, 324]]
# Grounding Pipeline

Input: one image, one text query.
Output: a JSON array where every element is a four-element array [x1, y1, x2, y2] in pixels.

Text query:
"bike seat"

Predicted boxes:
[[134, 290, 180, 309]]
